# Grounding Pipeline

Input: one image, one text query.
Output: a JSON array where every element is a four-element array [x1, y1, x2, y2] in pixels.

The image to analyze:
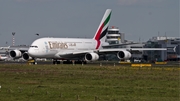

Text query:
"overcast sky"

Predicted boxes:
[[0, 0, 179, 46]]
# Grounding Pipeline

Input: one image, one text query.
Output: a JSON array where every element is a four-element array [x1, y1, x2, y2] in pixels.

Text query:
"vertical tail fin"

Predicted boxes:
[[93, 9, 111, 49], [93, 9, 112, 42]]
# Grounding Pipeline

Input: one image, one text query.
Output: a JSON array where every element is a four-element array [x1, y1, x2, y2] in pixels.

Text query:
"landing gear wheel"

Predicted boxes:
[[63, 60, 72, 64], [53, 59, 60, 64]]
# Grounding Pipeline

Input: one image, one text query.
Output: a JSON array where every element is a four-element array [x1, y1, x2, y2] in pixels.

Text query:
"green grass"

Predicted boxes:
[[0, 64, 179, 101]]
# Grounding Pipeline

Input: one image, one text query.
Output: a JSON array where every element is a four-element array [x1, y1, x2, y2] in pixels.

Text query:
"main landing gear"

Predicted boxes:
[[52, 59, 87, 64], [53, 59, 61, 64]]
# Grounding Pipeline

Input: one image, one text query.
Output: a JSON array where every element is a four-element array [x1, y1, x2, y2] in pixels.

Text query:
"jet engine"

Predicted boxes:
[[9, 50, 22, 58], [117, 51, 131, 59], [22, 52, 32, 60], [85, 53, 99, 61]]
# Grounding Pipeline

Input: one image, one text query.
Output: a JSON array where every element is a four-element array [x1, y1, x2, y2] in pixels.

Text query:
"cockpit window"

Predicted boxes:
[[30, 46, 38, 48]]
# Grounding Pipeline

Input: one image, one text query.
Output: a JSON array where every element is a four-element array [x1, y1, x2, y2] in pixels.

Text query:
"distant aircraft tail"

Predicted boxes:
[[93, 9, 112, 49]]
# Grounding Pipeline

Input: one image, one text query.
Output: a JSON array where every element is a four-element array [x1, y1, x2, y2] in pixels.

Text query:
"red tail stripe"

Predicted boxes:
[[95, 23, 104, 40], [95, 40, 101, 49]]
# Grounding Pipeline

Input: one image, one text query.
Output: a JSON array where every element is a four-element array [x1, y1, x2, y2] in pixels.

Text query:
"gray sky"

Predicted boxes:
[[0, 0, 179, 46]]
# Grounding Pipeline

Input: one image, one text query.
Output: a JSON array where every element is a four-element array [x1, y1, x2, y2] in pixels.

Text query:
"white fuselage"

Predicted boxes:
[[28, 37, 108, 59]]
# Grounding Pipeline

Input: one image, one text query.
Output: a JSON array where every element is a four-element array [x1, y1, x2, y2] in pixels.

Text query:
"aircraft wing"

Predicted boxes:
[[98, 48, 166, 53], [102, 43, 140, 48], [129, 48, 167, 51], [56, 47, 166, 59], [8, 47, 29, 51], [57, 48, 167, 56]]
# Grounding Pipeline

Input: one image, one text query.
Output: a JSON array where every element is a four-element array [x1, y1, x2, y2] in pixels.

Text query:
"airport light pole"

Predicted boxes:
[[12, 32, 15, 46]]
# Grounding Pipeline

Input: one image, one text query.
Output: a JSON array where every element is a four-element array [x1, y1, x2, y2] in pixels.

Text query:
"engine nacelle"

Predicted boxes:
[[9, 50, 22, 58], [85, 53, 99, 61], [22, 52, 32, 60], [117, 51, 131, 59]]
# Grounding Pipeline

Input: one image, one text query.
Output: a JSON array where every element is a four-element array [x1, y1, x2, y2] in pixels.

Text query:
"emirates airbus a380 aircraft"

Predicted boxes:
[[21, 9, 165, 64]]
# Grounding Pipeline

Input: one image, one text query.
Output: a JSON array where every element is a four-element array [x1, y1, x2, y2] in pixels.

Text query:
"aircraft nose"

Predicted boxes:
[[28, 48, 37, 57]]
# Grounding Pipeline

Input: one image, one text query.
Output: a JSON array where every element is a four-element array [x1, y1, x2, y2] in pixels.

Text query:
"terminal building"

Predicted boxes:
[[144, 36, 180, 61]]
